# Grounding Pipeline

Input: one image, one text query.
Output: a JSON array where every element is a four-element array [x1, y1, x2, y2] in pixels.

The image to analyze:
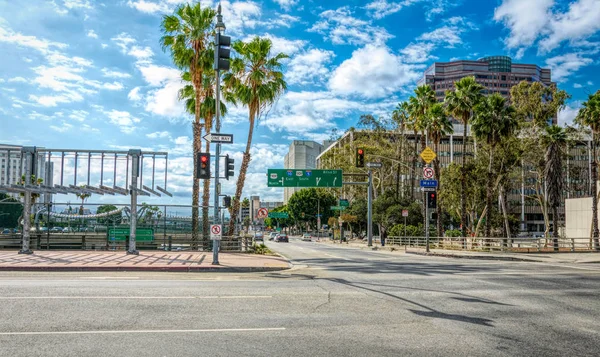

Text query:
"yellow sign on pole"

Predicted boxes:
[[420, 147, 437, 164]]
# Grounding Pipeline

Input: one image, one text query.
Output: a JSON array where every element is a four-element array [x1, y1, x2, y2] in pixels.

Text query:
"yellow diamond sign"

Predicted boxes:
[[420, 147, 437, 164]]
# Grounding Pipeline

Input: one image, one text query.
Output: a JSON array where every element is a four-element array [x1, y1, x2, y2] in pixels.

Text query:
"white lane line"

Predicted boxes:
[[0, 296, 272, 300], [80, 277, 140, 280], [323, 253, 349, 261], [0, 327, 286, 336]]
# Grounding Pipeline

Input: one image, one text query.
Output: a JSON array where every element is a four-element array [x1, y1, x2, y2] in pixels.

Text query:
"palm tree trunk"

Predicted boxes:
[[499, 183, 511, 246], [202, 134, 211, 250], [592, 133, 599, 250], [228, 110, 256, 236], [552, 205, 559, 251], [411, 130, 418, 200], [461, 117, 468, 245], [485, 149, 493, 238], [191, 121, 202, 250]]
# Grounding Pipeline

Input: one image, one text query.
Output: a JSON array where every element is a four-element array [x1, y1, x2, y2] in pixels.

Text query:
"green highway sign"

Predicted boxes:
[[267, 169, 343, 188], [330, 206, 346, 211], [268, 212, 289, 219], [339, 199, 349, 207], [107, 227, 154, 242]]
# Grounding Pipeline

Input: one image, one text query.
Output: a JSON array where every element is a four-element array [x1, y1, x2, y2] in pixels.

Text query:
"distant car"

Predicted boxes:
[[1, 229, 10, 234], [50, 227, 63, 233], [275, 234, 289, 243], [39, 227, 48, 232], [269, 232, 278, 241], [302, 233, 311, 242], [253, 232, 264, 242], [62, 227, 73, 233]]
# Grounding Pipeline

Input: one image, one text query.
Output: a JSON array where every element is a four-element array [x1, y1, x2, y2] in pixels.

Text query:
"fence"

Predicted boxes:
[[385, 236, 600, 252]]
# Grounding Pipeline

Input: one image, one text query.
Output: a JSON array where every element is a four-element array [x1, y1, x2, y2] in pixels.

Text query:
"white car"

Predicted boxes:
[[302, 233, 312, 242], [269, 232, 278, 241]]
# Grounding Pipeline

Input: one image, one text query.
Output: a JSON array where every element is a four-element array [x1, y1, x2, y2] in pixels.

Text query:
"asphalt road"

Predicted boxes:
[[0, 238, 599, 357]]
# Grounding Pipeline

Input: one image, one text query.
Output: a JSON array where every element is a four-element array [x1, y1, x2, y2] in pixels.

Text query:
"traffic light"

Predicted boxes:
[[223, 195, 231, 208], [224, 154, 235, 180], [214, 33, 231, 71], [196, 152, 210, 179], [427, 192, 437, 209], [356, 148, 365, 167]]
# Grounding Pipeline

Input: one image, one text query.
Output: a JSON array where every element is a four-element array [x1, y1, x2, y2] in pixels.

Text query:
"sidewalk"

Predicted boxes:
[[0, 251, 291, 272], [315, 239, 600, 264]]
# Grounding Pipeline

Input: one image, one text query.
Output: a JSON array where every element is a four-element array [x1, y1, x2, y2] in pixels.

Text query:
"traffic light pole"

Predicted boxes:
[[425, 191, 430, 253], [367, 170, 373, 247], [212, 49, 222, 266]]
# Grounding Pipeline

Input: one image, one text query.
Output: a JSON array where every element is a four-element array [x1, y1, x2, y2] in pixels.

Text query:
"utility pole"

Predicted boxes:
[[367, 170, 373, 247], [19, 147, 35, 254], [128, 149, 141, 255]]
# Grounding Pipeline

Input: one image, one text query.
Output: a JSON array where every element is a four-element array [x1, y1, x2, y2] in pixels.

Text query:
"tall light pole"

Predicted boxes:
[[212, 4, 227, 264]]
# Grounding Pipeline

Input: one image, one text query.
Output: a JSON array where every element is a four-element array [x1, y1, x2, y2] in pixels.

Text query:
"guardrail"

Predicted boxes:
[[0, 234, 245, 252], [385, 236, 600, 252]]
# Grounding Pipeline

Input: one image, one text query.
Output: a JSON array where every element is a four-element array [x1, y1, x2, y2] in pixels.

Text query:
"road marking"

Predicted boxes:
[[80, 277, 140, 280], [0, 295, 272, 300], [0, 327, 286, 336], [323, 253, 349, 261]]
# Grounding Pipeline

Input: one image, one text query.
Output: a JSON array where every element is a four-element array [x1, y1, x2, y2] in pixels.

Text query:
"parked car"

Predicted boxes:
[[1, 229, 11, 234], [269, 232, 278, 241], [302, 233, 312, 242], [275, 234, 289, 243], [50, 227, 63, 233], [253, 232, 264, 242], [62, 227, 73, 233]]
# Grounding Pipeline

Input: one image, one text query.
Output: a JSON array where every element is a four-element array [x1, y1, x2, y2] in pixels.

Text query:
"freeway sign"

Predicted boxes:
[[420, 179, 438, 188], [267, 169, 342, 188], [203, 133, 233, 144], [268, 212, 289, 219], [366, 162, 383, 168], [107, 227, 154, 242], [330, 206, 346, 211]]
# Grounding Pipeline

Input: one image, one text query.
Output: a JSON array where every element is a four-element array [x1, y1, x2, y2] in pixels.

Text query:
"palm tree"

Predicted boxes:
[[575, 90, 600, 250], [472, 94, 517, 239], [75, 188, 92, 216], [223, 37, 288, 236], [161, 3, 215, 249], [392, 101, 410, 198], [444, 76, 484, 237], [425, 103, 454, 237], [409, 85, 436, 152], [542, 125, 567, 251]]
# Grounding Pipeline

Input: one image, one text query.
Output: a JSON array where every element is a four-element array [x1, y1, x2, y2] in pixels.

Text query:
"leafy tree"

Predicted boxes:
[[444, 76, 484, 237], [287, 188, 336, 231], [161, 2, 216, 248], [542, 125, 567, 250], [373, 190, 423, 237], [472, 94, 518, 237], [139, 203, 163, 225], [224, 37, 288, 236], [575, 90, 600, 249], [0, 193, 22, 228], [96, 205, 122, 225], [425, 102, 454, 236]]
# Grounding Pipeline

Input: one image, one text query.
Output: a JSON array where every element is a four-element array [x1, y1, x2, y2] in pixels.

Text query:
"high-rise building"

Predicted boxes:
[[418, 55, 555, 124], [0, 144, 49, 202], [283, 140, 328, 203]]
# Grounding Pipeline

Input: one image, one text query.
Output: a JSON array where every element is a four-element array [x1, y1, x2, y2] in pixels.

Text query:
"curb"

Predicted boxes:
[[0, 265, 291, 273], [405, 250, 541, 263]]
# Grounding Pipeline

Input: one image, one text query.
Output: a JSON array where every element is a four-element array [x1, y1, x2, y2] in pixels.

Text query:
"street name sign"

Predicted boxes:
[[420, 147, 436, 164], [330, 206, 346, 211], [420, 179, 438, 188], [203, 133, 233, 144], [267, 169, 343, 188], [366, 162, 383, 168], [210, 224, 222, 240], [339, 199, 349, 207], [268, 212, 289, 219], [108, 228, 154, 242]]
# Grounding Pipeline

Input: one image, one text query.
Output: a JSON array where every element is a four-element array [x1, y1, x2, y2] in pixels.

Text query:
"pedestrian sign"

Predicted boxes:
[[420, 147, 437, 164]]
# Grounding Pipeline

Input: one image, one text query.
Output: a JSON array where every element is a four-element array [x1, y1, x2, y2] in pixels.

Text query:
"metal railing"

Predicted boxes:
[[385, 236, 600, 252]]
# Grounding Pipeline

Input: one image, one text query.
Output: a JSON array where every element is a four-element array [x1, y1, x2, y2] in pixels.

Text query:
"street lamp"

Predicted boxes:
[[215, 4, 226, 32]]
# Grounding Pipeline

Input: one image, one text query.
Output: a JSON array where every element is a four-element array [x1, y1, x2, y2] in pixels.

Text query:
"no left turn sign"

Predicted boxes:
[[423, 167, 434, 179]]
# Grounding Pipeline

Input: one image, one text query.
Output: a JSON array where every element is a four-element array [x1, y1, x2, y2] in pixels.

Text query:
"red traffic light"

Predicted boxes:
[[358, 149, 364, 155], [201, 155, 208, 163]]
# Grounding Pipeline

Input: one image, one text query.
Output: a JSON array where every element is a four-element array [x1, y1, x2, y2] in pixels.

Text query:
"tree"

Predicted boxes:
[[392, 101, 411, 199], [224, 37, 288, 236], [542, 125, 567, 251], [96, 205, 122, 226], [425, 102, 454, 236], [575, 90, 600, 249], [0, 193, 22, 228], [161, 3, 216, 248], [444, 76, 484, 238], [75, 186, 91, 215], [472, 94, 517, 238], [287, 188, 336, 231]]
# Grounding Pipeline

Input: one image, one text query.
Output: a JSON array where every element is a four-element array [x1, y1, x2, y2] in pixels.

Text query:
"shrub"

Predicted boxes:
[[445, 229, 462, 237]]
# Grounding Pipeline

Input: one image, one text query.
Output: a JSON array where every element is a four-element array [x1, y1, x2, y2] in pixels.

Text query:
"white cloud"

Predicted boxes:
[[0, 21, 68, 55], [400, 42, 436, 63], [128, 46, 154, 60], [50, 121, 73, 133], [494, 0, 600, 57], [138, 64, 180, 86], [29, 111, 53, 121], [546, 53, 594, 82], [365, 0, 417, 19], [102, 68, 131, 79], [286, 49, 334, 85], [104, 109, 142, 134], [309, 7, 393, 45], [69, 110, 89, 122], [587, 81, 594, 85], [244, 33, 306, 56], [558, 101, 582, 126], [12, 103, 22, 108], [418, 26, 462, 47], [62, 0, 93, 10], [269, 14, 301, 29], [144, 80, 186, 119], [8, 77, 27, 83], [328, 44, 421, 98], [127, 0, 170, 13], [87, 30, 98, 39], [128, 87, 142, 101], [147, 131, 171, 139], [574, 83, 583, 88], [273, 0, 298, 11]]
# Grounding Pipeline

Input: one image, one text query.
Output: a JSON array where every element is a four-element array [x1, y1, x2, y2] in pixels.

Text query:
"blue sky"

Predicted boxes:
[[0, 0, 599, 206]]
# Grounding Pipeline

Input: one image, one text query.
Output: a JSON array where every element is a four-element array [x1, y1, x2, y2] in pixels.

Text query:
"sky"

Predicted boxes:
[[0, 0, 599, 208]]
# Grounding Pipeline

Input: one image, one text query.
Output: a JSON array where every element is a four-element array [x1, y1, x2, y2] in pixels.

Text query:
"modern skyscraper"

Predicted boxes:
[[283, 140, 328, 203]]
